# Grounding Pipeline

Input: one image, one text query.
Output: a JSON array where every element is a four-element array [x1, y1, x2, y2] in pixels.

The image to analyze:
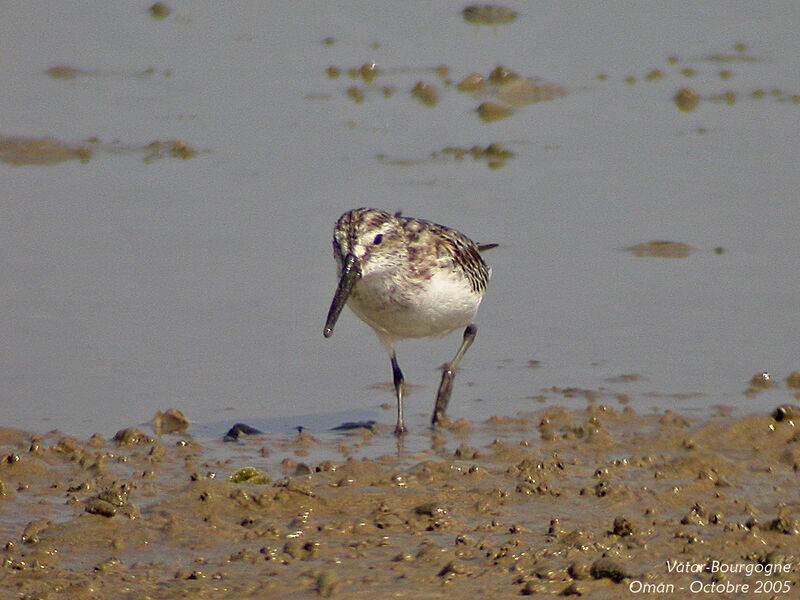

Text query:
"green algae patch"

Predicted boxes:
[[462, 4, 518, 26], [230, 467, 271, 485]]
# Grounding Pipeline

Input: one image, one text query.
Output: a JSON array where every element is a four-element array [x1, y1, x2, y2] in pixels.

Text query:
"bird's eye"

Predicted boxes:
[[373, 234, 383, 245]]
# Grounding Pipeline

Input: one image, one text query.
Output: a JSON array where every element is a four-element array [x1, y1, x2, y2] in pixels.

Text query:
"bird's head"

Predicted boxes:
[[323, 208, 402, 338]]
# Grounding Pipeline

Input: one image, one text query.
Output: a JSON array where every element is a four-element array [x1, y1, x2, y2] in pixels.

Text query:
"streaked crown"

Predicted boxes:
[[332, 208, 491, 293]]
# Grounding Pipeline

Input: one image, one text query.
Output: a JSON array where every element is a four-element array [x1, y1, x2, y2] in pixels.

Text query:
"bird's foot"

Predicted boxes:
[[432, 369, 455, 426]]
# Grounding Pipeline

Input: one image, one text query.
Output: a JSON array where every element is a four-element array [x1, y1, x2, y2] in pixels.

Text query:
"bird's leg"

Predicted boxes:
[[432, 324, 477, 427], [391, 352, 407, 435]]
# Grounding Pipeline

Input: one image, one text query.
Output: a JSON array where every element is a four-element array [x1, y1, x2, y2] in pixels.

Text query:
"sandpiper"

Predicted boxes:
[[323, 208, 495, 435]]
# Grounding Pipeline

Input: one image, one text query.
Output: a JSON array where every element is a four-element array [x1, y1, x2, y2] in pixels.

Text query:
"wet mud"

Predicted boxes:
[[2, 406, 798, 598], [0, 135, 198, 166], [625, 241, 696, 258]]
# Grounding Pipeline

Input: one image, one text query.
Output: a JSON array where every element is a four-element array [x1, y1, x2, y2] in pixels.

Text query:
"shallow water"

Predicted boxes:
[[2, 2, 799, 442]]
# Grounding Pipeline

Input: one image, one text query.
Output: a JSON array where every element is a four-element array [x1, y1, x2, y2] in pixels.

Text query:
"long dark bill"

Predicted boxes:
[[323, 254, 361, 338]]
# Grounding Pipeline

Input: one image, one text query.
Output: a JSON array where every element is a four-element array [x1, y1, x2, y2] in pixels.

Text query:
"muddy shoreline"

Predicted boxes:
[[1, 405, 798, 598]]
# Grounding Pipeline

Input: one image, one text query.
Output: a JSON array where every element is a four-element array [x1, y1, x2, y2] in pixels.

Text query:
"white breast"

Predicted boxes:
[[348, 269, 482, 342]]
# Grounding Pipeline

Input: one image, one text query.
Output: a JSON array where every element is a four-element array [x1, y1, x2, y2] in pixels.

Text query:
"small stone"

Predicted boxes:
[[85, 498, 117, 518], [223, 423, 263, 442], [772, 405, 798, 422]]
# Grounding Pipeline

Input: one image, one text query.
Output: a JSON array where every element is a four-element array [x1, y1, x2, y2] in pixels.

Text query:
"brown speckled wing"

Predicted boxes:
[[432, 225, 490, 294]]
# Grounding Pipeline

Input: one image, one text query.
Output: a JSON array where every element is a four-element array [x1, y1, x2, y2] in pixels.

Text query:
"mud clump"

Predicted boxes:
[[462, 4, 518, 26], [378, 142, 515, 170], [457, 73, 485, 93], [230, 467, 271, 485], [476, 101, 513, 123], [747, 371, 772, 396], [591, 557, 632, 582], [785, 372, 800, 390], [144, 140, 197, 162], [674, 87, 700, 112], [0, 135, 200, 165], [411, 80, 438, 107], [151, 408, 189, 435], [1, 407, 799, 597], [149, 2, 170, 19], [45, 65, 88, 79], [359, 61, 379, 84], [626, 240, 695, 258], [461, 65, 566, 123], [345, 85, 365, 104], [0, 136, 92, 165]]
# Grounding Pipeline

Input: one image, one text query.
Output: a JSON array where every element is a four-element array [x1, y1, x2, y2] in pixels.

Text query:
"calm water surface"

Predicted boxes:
[[2, 2, 799, 440]]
